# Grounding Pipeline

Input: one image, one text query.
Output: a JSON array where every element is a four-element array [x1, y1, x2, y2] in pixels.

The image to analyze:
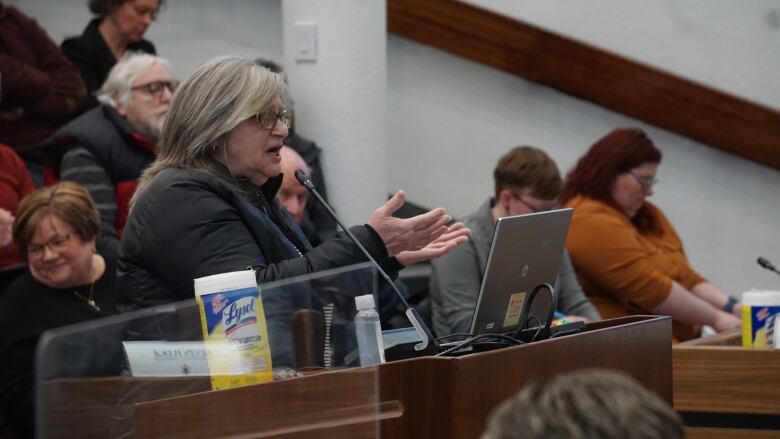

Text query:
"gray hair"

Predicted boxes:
[[133, 55, 287, 203], [97, 52, 173, 108], [481, 369, 683, 439]]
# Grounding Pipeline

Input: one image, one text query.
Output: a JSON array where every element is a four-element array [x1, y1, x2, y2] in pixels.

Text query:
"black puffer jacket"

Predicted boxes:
[[117, 166, 400, 311]]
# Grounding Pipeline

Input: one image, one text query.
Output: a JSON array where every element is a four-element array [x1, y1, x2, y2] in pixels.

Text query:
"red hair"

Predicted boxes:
[[560, 128, 662, 233]]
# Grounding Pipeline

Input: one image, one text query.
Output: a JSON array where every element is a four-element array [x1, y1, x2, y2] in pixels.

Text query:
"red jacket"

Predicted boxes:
[[0, 3, 86, 158], [0, 144, 35, 270]]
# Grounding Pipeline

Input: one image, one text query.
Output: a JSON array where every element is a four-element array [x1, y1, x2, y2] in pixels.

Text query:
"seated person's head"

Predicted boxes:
[[482, 369, 683, 439], [278, 146, 310, 224], [89, 0, 163, 43], [561, 128, 662, 221], [13, 182, 101, 289], [493, 146, 561, 218], [97, 52, 176, 143]]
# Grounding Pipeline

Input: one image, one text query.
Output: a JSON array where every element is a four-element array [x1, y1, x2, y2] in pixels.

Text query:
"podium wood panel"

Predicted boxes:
[[379, 315, 672, 438], [673, 330, 780, 437], [39, 316, 672, 438], [133, 316, 671, 439]]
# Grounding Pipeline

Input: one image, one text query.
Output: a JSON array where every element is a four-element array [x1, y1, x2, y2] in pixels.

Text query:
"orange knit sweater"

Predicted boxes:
[[564, 195, 705, 341]]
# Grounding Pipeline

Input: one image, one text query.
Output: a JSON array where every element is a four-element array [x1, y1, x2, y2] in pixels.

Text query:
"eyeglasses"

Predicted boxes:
[[630, 172, 658, 189], [254, 109, 293, 130], [131, 3, 159, 21], [131, 80, 179, 97], [27, 234, 73, 258], [512, 193, 559, 213]]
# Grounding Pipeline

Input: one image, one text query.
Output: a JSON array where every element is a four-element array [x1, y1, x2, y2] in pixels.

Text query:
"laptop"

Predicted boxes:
[[468, 208, 573, 336]]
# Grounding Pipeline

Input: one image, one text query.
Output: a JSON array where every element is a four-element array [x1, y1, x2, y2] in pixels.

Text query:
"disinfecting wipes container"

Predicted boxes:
[[741, 290, 780, 349], [194, 270, 274, 389]]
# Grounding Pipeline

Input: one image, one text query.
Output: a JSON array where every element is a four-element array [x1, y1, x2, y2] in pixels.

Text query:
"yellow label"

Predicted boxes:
[[503, 291, 527, 328], [742, 304, 780, 349], [195, 287, 274, 390], [742, 304, 752, 347]]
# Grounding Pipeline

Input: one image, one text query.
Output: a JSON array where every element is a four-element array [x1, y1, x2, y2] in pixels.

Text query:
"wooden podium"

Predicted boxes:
[[40, 316, 672, 438], [673, 330, 780, 439]]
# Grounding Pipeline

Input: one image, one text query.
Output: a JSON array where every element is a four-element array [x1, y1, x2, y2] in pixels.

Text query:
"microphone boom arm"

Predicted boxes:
[[295, 170, 435, 352]]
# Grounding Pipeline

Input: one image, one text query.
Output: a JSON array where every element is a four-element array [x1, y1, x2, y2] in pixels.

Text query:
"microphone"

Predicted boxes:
[[294, 170, 436, 354], [757, 257, 780, 276]]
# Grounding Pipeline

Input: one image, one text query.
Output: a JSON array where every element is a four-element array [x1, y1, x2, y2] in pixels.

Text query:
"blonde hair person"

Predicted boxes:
[[0, 181, 118, 437], [118, 56, 470, 355], [134, 55, 284, 199]]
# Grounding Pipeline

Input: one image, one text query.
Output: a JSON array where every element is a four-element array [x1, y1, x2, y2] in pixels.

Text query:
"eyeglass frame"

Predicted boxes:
[[130, 80, 179, 97], [510, 191, 560, 213], [27, 233, 74, 259], [254, 108, 293, 130], [630, 172, 659, 189]]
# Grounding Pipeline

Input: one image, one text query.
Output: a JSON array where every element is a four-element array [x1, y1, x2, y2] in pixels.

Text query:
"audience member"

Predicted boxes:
[[0, 1, 87, 181], [46, 53, 174, 257], [254, 58, 338, 243], [431, 146, 600, 337], [279, 145, 412, 325], [278, 146, 319, 244], [62, 0, 161, 109], [561, 128, 740, 341], [118, 56, 469, 311], [481, 369, 684, 439], [0, 181, 117, 437], [0, 145, 36, 291]]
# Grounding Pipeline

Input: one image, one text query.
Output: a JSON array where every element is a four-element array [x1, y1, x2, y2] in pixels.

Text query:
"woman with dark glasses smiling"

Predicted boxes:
[[0, 182, 117, 436], [561, 128, 740, 342], [117, 56, 469, 315]]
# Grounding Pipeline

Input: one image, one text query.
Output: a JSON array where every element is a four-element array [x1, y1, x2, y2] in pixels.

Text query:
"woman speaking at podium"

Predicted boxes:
[[561, 128, 740, 341], [117, 56, 469, 310]]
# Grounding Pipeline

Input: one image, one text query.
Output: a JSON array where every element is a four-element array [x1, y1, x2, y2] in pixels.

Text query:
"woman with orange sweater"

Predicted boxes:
[[561, 128, 740, 341]]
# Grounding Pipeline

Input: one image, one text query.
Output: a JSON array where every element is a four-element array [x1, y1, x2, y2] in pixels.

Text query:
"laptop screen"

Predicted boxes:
[[468, 208, 573, 336]]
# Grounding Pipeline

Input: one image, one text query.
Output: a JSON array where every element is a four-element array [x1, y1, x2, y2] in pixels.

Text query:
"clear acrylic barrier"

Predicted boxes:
[[35, 263, 385, 438]]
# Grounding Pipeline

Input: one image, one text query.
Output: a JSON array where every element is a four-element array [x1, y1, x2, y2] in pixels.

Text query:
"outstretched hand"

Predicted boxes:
[[396, 222, 471, 266], [367, 191, 470, 262]]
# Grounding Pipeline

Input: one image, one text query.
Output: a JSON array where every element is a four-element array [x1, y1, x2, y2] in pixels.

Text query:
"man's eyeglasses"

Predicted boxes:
[[512, 193, 559, 213], [131, 80, 179, 97], [255, 109, 293, 130], [630, 172, 658, 189], [27, 234, 73, 258]]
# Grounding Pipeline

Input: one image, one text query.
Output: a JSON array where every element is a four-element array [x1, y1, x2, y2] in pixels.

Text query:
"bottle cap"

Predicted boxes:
[[355, 294, 375, 311]]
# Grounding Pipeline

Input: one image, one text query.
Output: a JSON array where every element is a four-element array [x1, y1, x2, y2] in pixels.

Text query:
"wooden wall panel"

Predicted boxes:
[[388, 0, 780, 171]]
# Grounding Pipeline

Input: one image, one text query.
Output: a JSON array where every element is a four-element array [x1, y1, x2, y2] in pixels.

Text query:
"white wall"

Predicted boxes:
[[10, 0, 780, 294], [463, 0, 780, 111], [282, 0, 387, 225], [387, 34, 780, 296]]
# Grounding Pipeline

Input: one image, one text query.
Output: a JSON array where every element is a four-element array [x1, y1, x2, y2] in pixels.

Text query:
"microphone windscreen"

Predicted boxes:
[[757, 257, 774, 270], [294, 169, 314, 190]]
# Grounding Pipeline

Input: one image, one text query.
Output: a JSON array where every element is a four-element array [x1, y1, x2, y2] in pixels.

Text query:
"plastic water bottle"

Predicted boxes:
[[354, 294, 385, 366]]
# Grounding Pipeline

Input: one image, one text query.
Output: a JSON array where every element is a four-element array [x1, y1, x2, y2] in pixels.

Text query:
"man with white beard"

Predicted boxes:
[[45, 53, 175, 255]]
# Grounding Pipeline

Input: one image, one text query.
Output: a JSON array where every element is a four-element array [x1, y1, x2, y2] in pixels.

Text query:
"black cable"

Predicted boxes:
[[436, 282, 556, 356], [435, 332, 473, 342], [525, 315, 544, 342], [512, 282, 556, 341], [435, 333, 524, 357]]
